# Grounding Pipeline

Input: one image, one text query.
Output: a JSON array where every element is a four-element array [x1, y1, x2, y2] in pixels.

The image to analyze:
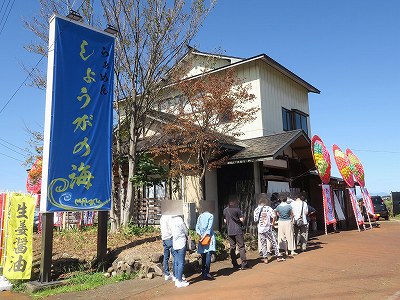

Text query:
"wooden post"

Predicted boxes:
[[96, 210, 108, 272], [39, 212, 54, 283]]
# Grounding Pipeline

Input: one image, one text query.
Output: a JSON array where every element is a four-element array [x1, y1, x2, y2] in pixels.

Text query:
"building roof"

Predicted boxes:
[[137, 109, 244, 151], [229, 130, 312, 163], [175, 48, 320, 94]]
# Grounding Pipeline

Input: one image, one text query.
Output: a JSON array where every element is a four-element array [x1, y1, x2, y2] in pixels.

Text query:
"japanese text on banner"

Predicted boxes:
[[322, 184, 336, 225], [4, 193, 35, 279]]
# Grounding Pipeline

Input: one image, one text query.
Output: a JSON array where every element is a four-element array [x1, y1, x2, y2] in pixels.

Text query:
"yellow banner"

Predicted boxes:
[[3, 193, 35, 279]]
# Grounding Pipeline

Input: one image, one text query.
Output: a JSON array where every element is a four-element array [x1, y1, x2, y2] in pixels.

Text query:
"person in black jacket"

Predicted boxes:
[[223, 196, 249, 270]]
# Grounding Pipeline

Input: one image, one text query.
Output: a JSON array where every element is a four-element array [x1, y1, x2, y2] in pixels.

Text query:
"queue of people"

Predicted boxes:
[[160, 192, 315, 288]]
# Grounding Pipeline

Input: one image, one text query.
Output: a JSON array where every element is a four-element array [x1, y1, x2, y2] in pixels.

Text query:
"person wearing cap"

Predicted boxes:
[[274, 192, 297, 256], [196, 203, 216, 280]]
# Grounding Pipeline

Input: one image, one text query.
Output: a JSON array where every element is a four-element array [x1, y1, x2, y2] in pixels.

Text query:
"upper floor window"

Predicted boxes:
[[282, 107, 308, 135], [282, 108, 291, 131]]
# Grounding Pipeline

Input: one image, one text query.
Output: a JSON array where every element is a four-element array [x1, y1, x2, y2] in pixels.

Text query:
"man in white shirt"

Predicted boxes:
[[290, 193, 309, 252], [160, 215, 173, 281]]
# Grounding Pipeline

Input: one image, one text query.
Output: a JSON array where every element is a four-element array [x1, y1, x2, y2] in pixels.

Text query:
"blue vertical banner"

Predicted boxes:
[[41, 15, 114, 212]]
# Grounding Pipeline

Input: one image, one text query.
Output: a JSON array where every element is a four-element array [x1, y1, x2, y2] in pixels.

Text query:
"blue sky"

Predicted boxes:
[[0, 0, 399, 194]]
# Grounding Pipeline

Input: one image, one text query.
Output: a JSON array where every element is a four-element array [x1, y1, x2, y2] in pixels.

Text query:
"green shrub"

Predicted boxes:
[[214, 231, 226, 257], [384, 199, 393, 217], [122, 223, 159, 236], [10, 280, 26, 292]]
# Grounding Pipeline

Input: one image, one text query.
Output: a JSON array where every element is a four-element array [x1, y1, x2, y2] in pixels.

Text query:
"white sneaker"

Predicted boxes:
[[172, 275, 185, 281], [175, 280, 189, 288], [164, 274, 172, 281]]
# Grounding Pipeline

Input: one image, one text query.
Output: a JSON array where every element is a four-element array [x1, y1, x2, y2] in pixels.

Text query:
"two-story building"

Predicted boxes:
[[139, 48, 352, 231]]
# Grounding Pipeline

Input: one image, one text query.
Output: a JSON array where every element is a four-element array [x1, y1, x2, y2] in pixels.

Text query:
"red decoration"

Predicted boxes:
[[311, 135, 331, 184], [332, 145, 354, 187], [26, 157, 42, 194], [346, 149, 365, 187]]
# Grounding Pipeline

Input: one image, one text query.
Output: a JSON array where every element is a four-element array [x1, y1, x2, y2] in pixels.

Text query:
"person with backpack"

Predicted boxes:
[[254, 194, 285, 263]]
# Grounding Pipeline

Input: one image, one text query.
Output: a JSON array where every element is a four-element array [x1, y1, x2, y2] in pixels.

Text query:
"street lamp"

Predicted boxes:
[[104, 24, 118, 35], [66, 10, 83, 22]]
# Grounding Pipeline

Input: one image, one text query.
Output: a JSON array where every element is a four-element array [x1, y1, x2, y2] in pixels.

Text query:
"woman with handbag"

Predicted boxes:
[[196, 203, 216, 280]]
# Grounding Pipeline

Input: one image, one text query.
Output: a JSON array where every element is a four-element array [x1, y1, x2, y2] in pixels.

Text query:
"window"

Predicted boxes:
[[146, 181, 166, 199], [282, 108, 291, 131], [282, 107, 308, 135]]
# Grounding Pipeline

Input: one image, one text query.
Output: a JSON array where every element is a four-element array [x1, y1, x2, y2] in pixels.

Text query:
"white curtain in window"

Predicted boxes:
[[267, 181, 290, 194]]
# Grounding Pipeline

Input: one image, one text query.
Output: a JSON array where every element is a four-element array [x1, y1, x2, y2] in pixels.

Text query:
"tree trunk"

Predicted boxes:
[[109, 176, 120, 233], [111, 102, 124, 232], [122, 114, 138, 226], [199, 165, 207, 201]]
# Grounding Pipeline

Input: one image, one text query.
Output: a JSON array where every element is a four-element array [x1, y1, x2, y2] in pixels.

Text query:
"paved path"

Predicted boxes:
[[6, 221, 400, 300]]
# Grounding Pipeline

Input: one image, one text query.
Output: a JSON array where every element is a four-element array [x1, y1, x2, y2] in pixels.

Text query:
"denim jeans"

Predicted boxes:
[[163, 238, 173, 276], [173, 246, 186, 281], [201, 251, 213, 276]]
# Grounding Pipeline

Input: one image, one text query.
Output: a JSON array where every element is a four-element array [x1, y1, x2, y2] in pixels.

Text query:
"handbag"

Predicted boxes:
[[200, 234, 211, 246], [295, 202, 305, 227]]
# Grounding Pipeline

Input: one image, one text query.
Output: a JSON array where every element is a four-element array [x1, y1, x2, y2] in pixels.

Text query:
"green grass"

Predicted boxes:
[[12, 271, 137, 299], [391, 214, 400, 221]]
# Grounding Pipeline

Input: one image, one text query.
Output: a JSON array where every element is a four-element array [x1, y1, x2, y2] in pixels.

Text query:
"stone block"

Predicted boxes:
[[150, 253, 163, 263]]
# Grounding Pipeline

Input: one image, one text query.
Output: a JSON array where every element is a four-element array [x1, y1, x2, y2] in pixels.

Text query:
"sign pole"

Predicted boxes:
[[39, 212, 54, 283], [96, 211, 108, 271], [366, 212, 373, 229], [322, 194, 328, 235]]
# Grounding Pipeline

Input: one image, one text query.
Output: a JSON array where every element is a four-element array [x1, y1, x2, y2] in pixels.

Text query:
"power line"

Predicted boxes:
[[0, 141, 25, 157], [0, 0, 88, 115], [0, 1, 6, 21], [0, 138, 26, 152], [0, 152, 23, 163], [0, 56, 45, 114], [0, 0, 15, 36], [350, 148, 400, 154], [0, 0, 11, 27]]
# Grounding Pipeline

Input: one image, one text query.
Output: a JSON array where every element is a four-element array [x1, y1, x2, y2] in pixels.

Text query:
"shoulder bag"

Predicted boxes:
[[295, 202, 305, 227]]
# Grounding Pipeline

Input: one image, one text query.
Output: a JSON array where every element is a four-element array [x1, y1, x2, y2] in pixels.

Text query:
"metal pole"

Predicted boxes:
[[96, 210, 108, 272], [39, 212, 54, 283], [366, 212, 373, 229]]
